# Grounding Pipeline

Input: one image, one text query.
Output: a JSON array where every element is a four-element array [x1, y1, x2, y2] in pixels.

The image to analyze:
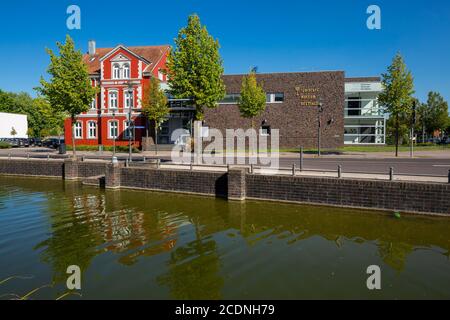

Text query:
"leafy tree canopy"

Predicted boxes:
[[238, 71, 266, 128], [167, 14, 225, 120]]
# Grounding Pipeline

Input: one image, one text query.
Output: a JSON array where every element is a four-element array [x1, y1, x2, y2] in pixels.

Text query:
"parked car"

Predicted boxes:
[[438, 137, 450, 145], [29, 138, 43, 147], [2, 138, 20, 147], [43, 138, 64, 149], [19, 138, 29, 147]]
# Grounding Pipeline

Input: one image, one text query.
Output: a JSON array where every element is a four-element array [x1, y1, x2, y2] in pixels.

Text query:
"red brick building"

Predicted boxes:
[[64, 41, 170, 148]]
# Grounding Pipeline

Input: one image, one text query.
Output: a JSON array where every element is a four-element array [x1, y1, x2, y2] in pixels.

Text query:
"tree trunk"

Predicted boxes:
[[71, 117, 76, 160], [146, 118, 149, 138], [395, 115, 399, 157], [154, 120, 158, 156]]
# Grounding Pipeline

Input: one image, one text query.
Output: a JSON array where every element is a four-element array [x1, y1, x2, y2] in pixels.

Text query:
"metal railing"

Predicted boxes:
[[0, 151, 448, 183]]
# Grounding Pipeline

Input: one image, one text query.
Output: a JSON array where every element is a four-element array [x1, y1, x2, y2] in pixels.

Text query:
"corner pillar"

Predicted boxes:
[[227, 167, 248, 201], [105, 162, 122, 189]]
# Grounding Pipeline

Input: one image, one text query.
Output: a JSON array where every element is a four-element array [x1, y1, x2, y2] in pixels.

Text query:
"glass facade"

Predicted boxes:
[[344, 82, 386, 145]]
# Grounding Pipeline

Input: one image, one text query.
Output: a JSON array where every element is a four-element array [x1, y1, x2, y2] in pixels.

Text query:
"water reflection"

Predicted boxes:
[[1, 176, 449, 299]]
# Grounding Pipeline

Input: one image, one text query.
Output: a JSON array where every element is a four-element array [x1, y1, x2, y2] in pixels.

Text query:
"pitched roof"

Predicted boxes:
[[83, 45, 170, 75]]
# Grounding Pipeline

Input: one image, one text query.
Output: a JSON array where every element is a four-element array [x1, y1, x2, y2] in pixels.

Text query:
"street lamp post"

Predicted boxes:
[[317, 100, 324, 157], [112, 109, 116, 159]]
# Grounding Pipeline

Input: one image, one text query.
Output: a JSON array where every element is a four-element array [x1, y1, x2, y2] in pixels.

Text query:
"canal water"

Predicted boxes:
[[0, 176, 449, 300]]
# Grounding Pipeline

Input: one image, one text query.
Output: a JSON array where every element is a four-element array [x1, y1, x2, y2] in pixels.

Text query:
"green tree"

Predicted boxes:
[[379, 53, 415, 156], [36, 35, 97, 158], [238, 71, 267, 129], [167, 14, 225, 120], [141, 77, 169, 155], [424, 91, 448, 137]]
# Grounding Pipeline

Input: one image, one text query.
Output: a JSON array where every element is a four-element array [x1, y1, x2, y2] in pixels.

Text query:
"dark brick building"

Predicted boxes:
[[204, 71, 346, 149]]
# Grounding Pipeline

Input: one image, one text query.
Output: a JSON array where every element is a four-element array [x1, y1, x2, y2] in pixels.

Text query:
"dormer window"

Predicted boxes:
[[123, 64, 130, 79], [113, 64, 120, 79]]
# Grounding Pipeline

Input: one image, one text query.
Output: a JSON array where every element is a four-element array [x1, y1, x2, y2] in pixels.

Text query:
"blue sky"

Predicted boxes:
[[1, 0, 449, 103]]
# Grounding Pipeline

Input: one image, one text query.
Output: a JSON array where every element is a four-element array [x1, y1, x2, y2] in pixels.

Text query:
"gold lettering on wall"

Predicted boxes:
[[295, 86, 320, 106]]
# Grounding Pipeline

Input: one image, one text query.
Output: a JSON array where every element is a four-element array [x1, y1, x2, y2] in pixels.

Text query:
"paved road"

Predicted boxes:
[[1, 147, 449, 177]]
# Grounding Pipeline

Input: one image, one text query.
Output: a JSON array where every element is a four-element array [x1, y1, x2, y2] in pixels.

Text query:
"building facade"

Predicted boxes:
[[64, 41, 170, 148], [64, 42, 384, 150], [344, 78, 385, 144]]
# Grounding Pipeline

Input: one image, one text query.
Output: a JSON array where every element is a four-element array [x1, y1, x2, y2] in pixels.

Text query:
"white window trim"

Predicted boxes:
[[90, 96, 97, 110], [123, 120, 134, 139], [123, 63, 130, 79], [74, 121, 83, 139], [87, 121, 97, 139], [108, 120, 119, 139], [112, 64, 121, 80], [124, 89, 134, 109], [109, 90, 119, 110]]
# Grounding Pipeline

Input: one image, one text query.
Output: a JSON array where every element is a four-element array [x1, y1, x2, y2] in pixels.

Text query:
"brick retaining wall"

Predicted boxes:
[[0, 159, 449, 215], [120, 167, 228, 197], [246, 174, 450, 215], [0, 159, 64, 177]]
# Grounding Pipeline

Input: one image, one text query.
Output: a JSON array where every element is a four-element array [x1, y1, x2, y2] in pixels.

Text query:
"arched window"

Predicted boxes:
[[123, 63, 130, 79], [124, 90, 134, 108], [90, 97, 96, 110], [74, 122, 82, 139], [109, 91, 118, 109], [113, 64, 120, 79]]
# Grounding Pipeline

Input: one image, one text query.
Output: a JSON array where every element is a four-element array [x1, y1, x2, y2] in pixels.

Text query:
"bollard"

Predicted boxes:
[[82, 156, 85, 162], [448, 170, 450, 184], [227, 165, 230, 172], [250, 164, 254, 174], [47, 154, 50, 161], [27, 153, 30, 160], [190, 161, 193, 171], [292, 164, 296, 176], [157, 159, 161, 169], [300, 146, 304, 172], [143, 157, 146, 163], [338, 165, 342, 178], [389, 167, 394, 181]]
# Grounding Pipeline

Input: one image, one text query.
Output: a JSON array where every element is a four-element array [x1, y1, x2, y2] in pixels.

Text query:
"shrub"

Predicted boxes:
[[0, 142, 11, 149]]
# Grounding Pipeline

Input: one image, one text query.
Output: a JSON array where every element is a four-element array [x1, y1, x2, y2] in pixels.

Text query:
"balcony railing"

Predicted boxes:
[[344, 99, 385, 117]]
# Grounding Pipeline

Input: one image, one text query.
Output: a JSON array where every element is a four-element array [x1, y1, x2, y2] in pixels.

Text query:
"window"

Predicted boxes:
[[158, 69, 164, 81], [109, 121, 118, 139], [74, 122, 82, 139], [124, 90, 134, 108], [88, 121, 97, 139], [123, 121, 134, 139], [90, 97, 96, 110], [274, 93, 284, 102], [113, 64, 120, 79], [220, 94, 241, 104], [109, 91, 118, 109], [260, 125, 271, 136], [266, 93, 284, 103], [123, 64, 130, 79], [347, 97, 361, 116]]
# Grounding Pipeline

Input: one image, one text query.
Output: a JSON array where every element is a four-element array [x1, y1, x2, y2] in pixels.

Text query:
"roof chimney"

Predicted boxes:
[[88, 40, 96, 56]]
